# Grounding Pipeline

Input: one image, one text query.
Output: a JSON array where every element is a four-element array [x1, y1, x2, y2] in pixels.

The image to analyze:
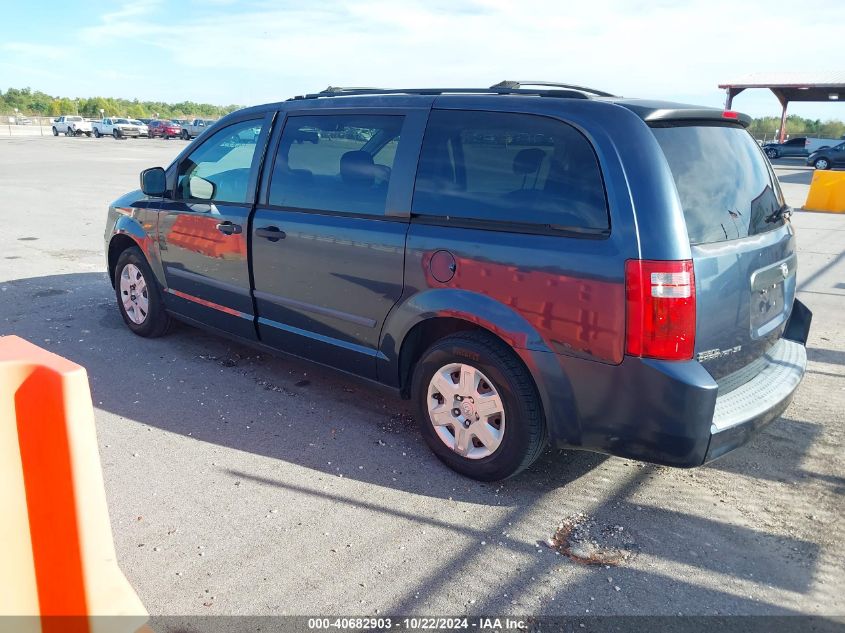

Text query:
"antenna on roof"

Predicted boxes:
[[491, 81, 618, 98]]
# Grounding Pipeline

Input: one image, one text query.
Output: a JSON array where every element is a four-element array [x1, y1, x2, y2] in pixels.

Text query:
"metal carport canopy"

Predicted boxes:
[[718, 73, 845, 142]]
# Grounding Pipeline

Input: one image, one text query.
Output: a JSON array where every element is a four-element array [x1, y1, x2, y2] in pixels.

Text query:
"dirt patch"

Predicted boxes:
[[548, 513, 639, 566]]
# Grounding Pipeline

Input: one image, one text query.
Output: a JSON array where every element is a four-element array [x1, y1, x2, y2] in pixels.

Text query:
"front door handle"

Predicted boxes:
[[216, 221, 242, 235], [255, 226, 286, 242]]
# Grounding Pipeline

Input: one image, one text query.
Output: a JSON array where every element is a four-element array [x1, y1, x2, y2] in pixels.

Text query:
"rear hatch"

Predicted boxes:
[[651, 122, 795, 384]]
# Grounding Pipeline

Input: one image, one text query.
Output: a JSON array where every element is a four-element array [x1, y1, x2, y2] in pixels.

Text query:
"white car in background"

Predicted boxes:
[[52, 115, 92, 137], [130, 119, 150, 138], [92, 117, 143, 139]]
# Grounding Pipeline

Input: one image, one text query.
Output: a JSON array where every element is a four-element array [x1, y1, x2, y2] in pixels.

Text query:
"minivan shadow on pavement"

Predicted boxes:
[[0, 271, 606, 503]]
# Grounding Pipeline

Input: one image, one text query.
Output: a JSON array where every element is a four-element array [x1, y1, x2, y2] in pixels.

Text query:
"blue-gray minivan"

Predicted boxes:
[[104, 82, 810, 480]]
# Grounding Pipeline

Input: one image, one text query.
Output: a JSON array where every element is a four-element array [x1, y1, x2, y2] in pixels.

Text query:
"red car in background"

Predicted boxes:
[[148, 120, 183, 139]]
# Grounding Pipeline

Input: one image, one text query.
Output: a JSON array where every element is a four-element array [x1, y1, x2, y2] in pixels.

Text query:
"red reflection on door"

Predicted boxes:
[[423, 253, 625, 363], [167, 215, 246, 259]]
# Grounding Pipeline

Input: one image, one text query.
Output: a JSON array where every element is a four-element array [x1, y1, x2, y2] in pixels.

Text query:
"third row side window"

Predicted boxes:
[[412, 110, 609, 231]]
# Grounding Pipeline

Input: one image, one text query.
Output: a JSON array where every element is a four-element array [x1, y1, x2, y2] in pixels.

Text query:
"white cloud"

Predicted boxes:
[[101, 0, 163, 23], [60, 0, 845, 113]]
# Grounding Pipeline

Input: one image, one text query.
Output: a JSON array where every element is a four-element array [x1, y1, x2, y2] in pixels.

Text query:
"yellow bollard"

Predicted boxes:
[[0, 336, 148, 633], [803, 170, 845, 213]]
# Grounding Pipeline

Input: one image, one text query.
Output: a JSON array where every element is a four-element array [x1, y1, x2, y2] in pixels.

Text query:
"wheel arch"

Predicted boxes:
[[380, 289, 581, 446], [107, 217, 161, 288]]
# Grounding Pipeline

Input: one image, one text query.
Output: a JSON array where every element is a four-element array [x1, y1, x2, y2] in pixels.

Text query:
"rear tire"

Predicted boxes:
[[94, 128, 101, 138], [113, 247, 171, 338], [181, 129, 189, 140], [410, 331, 546, 480]]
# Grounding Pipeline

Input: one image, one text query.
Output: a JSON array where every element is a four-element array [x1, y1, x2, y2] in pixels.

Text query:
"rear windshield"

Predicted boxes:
[[651, 123, 786, 244]]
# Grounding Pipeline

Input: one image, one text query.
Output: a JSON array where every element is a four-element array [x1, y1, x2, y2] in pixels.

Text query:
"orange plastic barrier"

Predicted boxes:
[[0, 336, 148, 633], [803, 170, 845, 213]]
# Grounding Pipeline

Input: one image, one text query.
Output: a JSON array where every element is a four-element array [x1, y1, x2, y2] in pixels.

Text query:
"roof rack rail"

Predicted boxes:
[[491, 80, 618, 98], [320, 86, 383, 94], [288, 86, 596, 101]]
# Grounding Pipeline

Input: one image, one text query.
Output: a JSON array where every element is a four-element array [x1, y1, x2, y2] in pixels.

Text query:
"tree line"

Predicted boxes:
[[746, 115, 844, 139], [0, 87, 242, 120], [3, 86, 844, 138]]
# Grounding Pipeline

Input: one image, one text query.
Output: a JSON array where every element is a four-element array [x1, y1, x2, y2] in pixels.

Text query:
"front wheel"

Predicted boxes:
[[814, 158, 830, 170], [411, 331, 547, 480], [765, 148, 779, 159], [113, 129, 121, 139], [52, 126, 58, 136], [114, 247, 171, 337]]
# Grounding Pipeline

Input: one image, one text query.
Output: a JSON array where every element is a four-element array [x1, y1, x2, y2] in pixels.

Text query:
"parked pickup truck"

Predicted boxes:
[[92, 117, 144, 139], [52, 116, 92, 137], [181, 118, 216, 140]]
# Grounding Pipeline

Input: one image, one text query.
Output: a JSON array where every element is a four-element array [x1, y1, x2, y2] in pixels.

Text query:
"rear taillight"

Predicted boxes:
[[625, 259, 695, 360]]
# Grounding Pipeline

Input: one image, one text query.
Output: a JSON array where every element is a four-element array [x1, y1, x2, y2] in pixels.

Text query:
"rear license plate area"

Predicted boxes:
[[751, 281, 785, 334], [750, 256, 795, 338]]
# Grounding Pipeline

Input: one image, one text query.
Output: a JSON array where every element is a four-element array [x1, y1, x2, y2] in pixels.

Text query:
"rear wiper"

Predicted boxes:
[[765, 204, 792, 224]]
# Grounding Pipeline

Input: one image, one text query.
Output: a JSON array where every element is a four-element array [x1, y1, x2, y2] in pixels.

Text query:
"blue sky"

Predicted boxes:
[[2, 0, 844, 120]]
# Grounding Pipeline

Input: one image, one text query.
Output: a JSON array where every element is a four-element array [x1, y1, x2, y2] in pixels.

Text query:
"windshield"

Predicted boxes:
[[114, 118, 130, 124], [68, 116, 82, 121], [651, 123, 786, 245]]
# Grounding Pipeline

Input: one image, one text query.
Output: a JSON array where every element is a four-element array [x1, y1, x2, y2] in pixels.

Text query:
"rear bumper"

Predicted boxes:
[[705, 337, 806, 462], [547, 307, 809, 467]]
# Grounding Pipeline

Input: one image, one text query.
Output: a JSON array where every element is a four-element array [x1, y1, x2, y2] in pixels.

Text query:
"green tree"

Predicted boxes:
[[127, 102, 148, 119], [819, 120, 845, 140], [48, 97, 77, 116]]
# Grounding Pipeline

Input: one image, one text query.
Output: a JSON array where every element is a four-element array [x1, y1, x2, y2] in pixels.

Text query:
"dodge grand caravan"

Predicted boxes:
[[104, 82, 811, 480]]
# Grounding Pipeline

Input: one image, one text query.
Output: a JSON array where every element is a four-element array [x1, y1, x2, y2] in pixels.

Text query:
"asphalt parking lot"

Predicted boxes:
[[1, 137, 843, 619]]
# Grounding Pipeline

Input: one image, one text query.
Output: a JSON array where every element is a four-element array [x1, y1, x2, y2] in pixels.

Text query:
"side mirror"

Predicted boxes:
[[187, 176, 215, 200], [140, 167, 166, 197]]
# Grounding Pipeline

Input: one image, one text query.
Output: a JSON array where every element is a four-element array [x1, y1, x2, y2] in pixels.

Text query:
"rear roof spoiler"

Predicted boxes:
[[612, 99, 752, 128]]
